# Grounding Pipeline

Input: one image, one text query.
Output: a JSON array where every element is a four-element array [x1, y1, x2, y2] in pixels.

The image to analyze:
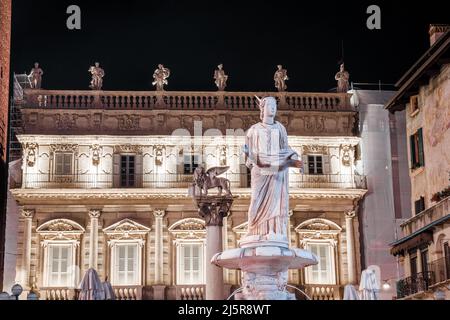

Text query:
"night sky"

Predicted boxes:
[[10, 0, 450, 92]]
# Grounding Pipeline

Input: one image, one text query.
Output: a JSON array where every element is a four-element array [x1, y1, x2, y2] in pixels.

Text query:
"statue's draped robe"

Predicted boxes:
[[245, 121, 297, 236]]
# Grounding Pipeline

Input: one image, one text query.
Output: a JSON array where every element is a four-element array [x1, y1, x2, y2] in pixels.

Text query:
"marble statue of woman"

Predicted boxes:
[[243, 97, 302, 242]]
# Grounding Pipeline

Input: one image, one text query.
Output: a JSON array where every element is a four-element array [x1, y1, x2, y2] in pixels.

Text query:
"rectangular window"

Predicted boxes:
[[308, 155, 323, 175], [410, 129, 425, 170], [306, 243, 335, 284], [184, 155, 199, 174], [177, 242, 205, 285], [112, 243, 139, 286], [46, 244, 73, 287], [55, 153, 73, 175], [120, 155, 135, 187], [414, 197, 425, 215]]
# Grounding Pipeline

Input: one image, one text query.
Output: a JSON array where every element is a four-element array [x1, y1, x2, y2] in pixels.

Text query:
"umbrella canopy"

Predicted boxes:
[[78, 268, 105, 300], [343, 284, 360, 300], [359, 269, 380, 300], [102, 277, 116, 300]]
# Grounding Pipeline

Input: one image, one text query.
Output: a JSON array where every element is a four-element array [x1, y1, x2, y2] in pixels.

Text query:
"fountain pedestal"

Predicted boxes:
[[212, 234, 317, 300]]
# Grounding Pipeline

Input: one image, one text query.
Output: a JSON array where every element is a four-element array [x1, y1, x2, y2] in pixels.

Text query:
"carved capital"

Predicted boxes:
[[21, 209, 35, 219], [89, 209, 101, 219], [153, 209, 165, 219], [345, 211, 356, 219], [194, 196, 234, 227]]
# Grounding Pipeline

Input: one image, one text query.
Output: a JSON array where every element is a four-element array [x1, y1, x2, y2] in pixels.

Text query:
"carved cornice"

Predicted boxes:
[[21, 108, 357, 137], [49, 144, 78, 154], [37, 218, 85, 241], [10, 188, 367, 203], [302, 145, 328, 154], [103, 218, 150, 241], [113, 144, 143, 154], [295, 218, 342, 242], [169, 218, 206, 240]]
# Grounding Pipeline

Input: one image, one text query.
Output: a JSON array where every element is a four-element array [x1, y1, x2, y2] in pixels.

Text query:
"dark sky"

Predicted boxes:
[[10, 0, 450, 92]]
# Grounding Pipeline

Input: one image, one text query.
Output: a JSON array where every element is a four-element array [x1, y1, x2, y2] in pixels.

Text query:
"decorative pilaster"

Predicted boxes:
[[345, 210, 357, 284], [88, 209, 101, 269], [193, 195, 234, 300], [153, 209, 165, 284], [21, 209, 34, 288]]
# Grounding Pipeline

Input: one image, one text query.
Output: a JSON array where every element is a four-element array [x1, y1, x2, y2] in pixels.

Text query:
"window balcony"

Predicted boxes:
[[428, 256, 450, 287], [396, 271, 435, 299], [19, 173, 367, 190], [400, 196, 450, 237]]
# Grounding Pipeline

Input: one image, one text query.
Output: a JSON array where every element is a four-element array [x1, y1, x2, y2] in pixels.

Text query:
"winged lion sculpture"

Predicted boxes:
[[193, 166, 232, 196]]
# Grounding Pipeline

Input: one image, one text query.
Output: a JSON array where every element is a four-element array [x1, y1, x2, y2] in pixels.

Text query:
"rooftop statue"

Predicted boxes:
[[335, 63, 350, 93], [214, 64, 228, 91], [274, 65, 289, 92], [243, 96, 302, 240], [152, 64, 170, 91], [88, 62, 105, 90], [29, 62, 44, 89]]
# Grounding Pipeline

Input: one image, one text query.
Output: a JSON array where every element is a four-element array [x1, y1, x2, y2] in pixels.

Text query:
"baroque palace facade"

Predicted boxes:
[[7, 88, 367, 300]]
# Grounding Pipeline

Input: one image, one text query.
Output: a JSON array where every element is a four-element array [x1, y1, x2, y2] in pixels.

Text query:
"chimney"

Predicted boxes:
[[429, 24, 450, 46]]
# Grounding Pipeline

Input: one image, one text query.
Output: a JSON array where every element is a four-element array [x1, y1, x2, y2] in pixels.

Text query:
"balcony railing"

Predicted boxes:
[[396, 271, 435, 299], [113, 285, 143, 300], [400, 196, 450, 237], [299, 284, 342, 300], [20, 173, 367, 190], [428, 256, 450, 286], [23, 89, 354, 112], [40, 287, 79, 300], [175, 285, 205, 300]]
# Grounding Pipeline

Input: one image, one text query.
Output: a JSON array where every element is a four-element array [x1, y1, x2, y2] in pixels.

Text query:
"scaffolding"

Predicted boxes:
[[9, 73, 31, 162]]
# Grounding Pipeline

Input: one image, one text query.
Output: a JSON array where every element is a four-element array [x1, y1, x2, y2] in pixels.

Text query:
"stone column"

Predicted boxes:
[[153, 209, 165, 284], [88, 209, 101, 269], [195, 196, 233, 300], [21, 209, 34, 288], [345, 211, 357, 284], [222, 214, 229, 283], [416, 248, 422, 273]]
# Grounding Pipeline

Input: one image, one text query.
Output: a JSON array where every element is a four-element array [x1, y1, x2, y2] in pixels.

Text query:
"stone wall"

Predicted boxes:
[[406, 64, 450, 209]]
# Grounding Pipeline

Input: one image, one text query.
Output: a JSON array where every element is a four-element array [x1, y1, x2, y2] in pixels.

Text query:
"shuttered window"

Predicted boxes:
[[410, 128, 425, 169], [177, 242, 205, 285], [112, 243, 139, 285], [46, 244, 73, 287], [414, 196, 425, 215], [55, 153, 73, 175], [306, 243, 335, 285]]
